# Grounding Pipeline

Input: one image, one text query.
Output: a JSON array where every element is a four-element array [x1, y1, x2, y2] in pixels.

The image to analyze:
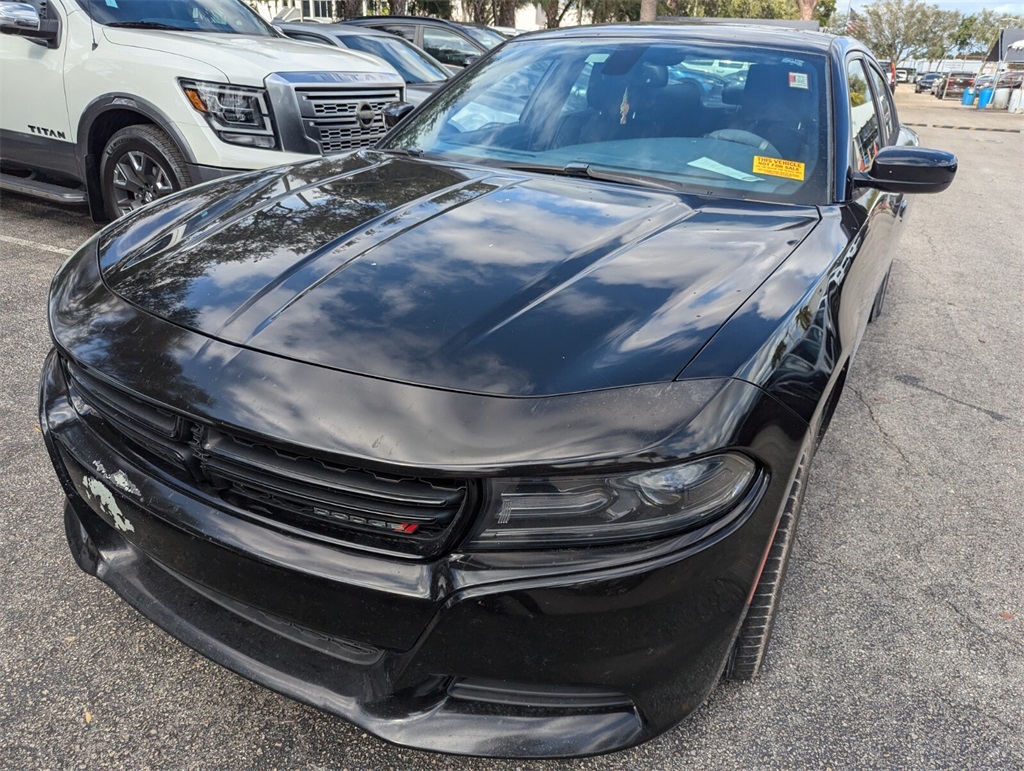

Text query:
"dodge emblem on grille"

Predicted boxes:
[[355, 103, 377, 128]]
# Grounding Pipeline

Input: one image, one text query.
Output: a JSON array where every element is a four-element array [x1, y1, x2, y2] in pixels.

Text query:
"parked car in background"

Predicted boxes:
[[976, 72, 1024, 90], [914, 72, 943, 93], [896, 66, 915, 83], [42, 22, 957, 759], [935, 72, 974, 99], [345, 16, 497, 68], [275, 22, 449, 105], [0, 0, 403, 220]]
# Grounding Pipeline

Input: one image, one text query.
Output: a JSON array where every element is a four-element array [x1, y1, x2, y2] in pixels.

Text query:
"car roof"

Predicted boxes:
[[348, 15, 472, 30], [511, 22, 852, 56], [276, 21, 396, 39]]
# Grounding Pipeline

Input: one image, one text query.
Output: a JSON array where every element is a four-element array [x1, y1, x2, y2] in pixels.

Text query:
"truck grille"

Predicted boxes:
[[65, 360, 470, 558], [295, 86, 402, 155]]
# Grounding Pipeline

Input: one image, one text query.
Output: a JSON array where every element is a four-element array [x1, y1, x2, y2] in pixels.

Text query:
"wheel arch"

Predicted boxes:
[[76, 95, 197, 221]]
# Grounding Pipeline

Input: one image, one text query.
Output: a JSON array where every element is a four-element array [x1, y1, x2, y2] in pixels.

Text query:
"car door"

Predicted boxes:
[[839, 56, 900, 352], [0, 0, 75, 176]]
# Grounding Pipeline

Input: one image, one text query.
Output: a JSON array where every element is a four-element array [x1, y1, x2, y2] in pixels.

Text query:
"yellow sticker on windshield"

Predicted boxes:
[[753, 156, 805, 181]]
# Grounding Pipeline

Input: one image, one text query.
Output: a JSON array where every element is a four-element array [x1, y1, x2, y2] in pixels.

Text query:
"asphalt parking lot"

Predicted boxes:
[[1, 89, 1022, 769]]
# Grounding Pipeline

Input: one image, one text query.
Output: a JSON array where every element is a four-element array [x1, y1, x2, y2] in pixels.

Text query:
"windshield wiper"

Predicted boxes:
[[499, 161, 682, 192], [105, 21, 192, 30]]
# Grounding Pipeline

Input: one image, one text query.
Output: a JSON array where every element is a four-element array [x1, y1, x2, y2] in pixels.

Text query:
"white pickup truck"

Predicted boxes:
[[0, 0, 405, 219]]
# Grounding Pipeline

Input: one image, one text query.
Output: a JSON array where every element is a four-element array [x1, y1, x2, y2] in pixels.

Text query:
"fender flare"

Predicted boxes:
[[76, 94, 198, 220]]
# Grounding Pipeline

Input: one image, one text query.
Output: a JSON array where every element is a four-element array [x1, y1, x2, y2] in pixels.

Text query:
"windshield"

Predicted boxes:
[[341, 35, 449, 84], [385, 38, 830, 205], [79, 0, 275, 35], [461, 25, 506, 49]]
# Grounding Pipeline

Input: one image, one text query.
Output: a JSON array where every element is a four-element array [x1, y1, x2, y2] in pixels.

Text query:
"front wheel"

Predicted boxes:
[[725, 447, 811, 681], [100, 125, 192, 220]]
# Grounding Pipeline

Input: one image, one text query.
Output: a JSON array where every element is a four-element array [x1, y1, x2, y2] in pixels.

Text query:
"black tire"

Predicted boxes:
[[725, 448, 811, 681], [100, 124, 192, 220], [868, 265, 892, 323]]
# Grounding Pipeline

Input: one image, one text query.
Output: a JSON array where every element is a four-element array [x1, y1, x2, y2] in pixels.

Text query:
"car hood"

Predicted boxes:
[[101, 30, 399, 85], [98, 152, 818, 396]]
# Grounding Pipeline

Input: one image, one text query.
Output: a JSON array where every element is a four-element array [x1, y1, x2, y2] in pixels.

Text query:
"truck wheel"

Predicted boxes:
[[725, 447, 810, 681], [100, 125, 191, 219]]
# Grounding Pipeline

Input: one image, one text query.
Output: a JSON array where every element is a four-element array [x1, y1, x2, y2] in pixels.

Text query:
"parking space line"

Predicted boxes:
[[904, 122, 1023, 133], [0, 234, 74, 256]]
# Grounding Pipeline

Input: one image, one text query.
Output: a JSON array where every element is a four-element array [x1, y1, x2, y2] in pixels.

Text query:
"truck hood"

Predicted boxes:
[[98, 152, 818, 397], [102, 30, 399, 85]]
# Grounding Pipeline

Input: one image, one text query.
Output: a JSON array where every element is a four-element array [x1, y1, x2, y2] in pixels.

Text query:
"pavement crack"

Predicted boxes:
[[943, 597, 1023, 651], [895, 374, 1012, 423], [851, 387, 912, 467]]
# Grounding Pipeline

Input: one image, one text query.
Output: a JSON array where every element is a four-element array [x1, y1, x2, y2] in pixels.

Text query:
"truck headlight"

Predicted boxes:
[[467, 453, 759, 549], [179, 80, 277, 149]]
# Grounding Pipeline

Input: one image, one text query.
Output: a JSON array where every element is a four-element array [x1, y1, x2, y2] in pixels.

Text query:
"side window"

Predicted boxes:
[[449, 59, 553, 131], [865, 64, 897, 143], [378, 24, 416, 44], [847, 59, 881, 172], [561, 54, 608, 115], [422, 28, 479, 67]]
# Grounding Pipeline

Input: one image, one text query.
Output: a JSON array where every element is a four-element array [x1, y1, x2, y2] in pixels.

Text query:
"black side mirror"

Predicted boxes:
[[0, 2, 58, 45], [854, 146, 957, 194], [383, 102, 415, 129]]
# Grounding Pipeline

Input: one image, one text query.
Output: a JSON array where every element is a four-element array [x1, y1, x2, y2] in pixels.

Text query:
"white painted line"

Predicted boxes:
[[0, 234, 74, 256]]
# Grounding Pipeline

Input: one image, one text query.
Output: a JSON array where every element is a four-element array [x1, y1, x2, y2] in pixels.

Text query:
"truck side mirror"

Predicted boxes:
[[0, 2, 59, 46]]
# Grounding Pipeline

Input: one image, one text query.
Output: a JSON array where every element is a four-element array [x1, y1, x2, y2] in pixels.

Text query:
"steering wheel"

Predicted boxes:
[[705, 129, 780, 158]]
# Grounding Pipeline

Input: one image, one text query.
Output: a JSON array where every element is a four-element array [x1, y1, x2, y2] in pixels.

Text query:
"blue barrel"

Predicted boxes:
[[977, 87, 994, 109], [961, 87, 976, 105]]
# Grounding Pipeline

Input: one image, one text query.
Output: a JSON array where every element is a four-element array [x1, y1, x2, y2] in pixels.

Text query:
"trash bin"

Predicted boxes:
[[961, 87, 976, 105], [993, 87, 1011, 110], [977, 87, 994, 109]]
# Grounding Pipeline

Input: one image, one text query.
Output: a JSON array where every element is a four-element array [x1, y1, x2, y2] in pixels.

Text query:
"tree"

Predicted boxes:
[[960, 10, 1024, 56], [918, 8, 962, 63], [640, 0, 657, 20], [859, 0, 935, 63]]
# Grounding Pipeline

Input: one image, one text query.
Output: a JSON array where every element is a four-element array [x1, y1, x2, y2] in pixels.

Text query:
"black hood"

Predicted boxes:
[[99, 152, 818, 396]]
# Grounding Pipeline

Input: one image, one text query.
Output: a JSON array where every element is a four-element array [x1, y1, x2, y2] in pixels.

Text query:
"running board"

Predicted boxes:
[[0, 172, 88, 204]]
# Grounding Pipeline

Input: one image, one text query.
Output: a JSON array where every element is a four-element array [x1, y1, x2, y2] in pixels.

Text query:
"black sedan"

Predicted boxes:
[[41, 24, 956, 758], [915, 71, 942, 92]]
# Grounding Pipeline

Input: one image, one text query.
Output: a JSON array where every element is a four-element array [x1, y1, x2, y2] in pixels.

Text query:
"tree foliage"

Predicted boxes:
[[859, 0, 937, 62], [956, 10, 1024, 55]]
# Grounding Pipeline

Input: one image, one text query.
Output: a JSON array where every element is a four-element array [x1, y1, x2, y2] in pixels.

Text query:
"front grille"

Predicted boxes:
[[294, 86, 401, 155], [65, 360, 470, 558]]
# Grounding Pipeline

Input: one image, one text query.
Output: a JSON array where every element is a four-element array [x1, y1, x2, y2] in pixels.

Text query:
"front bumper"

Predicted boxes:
[[40, 346, 803, 757]]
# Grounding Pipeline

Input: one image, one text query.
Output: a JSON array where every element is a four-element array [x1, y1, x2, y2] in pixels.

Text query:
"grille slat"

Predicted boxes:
[[294, 85, 402, 155], [65, 360, 469, 557]]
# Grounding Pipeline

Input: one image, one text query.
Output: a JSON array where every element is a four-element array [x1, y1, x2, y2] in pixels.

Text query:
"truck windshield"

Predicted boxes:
[[79, 0, 276, 35]]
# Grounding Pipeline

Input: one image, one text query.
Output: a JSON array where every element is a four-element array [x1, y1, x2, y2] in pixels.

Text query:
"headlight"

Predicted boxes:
[[179, 79, 276, 149], [467, 453, 759, 549]]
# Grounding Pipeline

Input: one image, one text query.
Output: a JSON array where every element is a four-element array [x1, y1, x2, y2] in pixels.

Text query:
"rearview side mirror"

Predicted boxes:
[[383, 102, 416, 129], [0, 2, 58, 45], [854, 146, 957, 194]]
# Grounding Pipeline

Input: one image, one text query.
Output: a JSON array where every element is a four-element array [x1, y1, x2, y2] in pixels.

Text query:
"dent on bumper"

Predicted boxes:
[[41, 348, 794, 757]]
